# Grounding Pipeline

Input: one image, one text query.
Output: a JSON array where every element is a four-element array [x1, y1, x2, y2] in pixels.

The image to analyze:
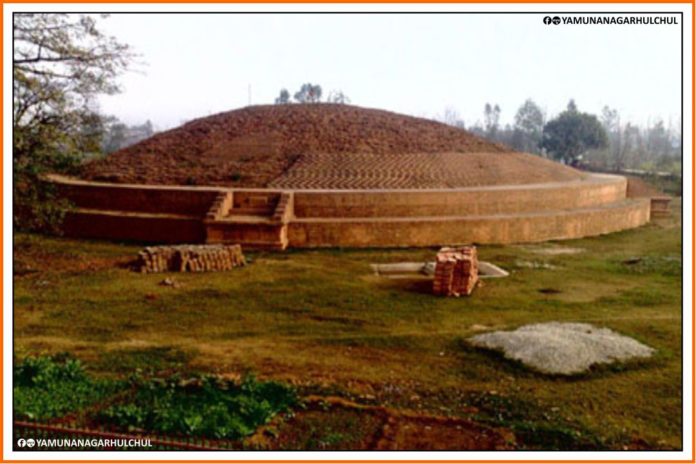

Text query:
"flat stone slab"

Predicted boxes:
[[468, 322, 654, 375], [477, 262, 509, 278], [371, 261, 508, 279], [523, 246, 585, 255]]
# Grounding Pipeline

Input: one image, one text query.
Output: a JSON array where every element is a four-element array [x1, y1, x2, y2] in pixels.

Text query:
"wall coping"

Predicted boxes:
[[47, 173, 625, 195]]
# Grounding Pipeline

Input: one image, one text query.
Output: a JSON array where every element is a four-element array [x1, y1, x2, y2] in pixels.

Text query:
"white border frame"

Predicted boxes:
[[3, 3, 693, 461]]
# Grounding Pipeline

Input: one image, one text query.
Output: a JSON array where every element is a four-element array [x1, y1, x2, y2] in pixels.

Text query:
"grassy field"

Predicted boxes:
[[13, 200, 682, 450]]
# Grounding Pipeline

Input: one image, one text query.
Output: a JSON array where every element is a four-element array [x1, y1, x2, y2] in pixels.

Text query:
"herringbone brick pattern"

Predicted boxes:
[[270, 151, 583, 189]]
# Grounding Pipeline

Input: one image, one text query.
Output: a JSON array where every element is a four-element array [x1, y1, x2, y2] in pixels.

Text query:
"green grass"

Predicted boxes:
[[465, 392, 605, 450], [93, 346, 197, 375], [13, 200, 682, 449]]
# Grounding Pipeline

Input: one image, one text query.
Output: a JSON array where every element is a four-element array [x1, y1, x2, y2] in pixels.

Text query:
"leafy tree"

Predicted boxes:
[[483, 103, 501, 138], [13, 13, 132, 231], [293, 83, 322, 103], [566, 99, 578, 112], [600, 106, 624, 169], [618, 122, 640, 170], [102, 120, 128, 154], [101, 118, 154, 154], [646, 120, 672, 159], [512, 99, 544, 153], [541, 100, 608, 164], [274, 88, 290, 104]]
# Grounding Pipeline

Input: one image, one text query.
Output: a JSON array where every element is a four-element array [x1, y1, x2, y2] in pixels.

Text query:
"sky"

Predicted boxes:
[[96, 13, 682, 131]]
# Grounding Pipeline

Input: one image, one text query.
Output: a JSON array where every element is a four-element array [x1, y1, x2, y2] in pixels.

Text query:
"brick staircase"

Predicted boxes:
[[204, 191, 293, 250]]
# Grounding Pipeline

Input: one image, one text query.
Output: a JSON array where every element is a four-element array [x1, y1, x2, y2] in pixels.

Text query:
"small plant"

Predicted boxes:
[[14, 355, 122, 420], [14, 355, 297, 441], [98, 374, 297, 439]]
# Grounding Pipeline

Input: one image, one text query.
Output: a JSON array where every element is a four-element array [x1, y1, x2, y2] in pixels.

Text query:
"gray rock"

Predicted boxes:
[[468, 322, 654, 375]]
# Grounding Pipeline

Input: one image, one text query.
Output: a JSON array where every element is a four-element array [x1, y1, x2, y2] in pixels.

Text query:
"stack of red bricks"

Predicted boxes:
[[432, 246, 479, 297], [137, 244, 245, 273]]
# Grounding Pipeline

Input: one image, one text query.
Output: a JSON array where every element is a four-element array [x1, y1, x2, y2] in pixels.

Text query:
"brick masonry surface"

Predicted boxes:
[[49, 174, 652, 248], [433, 246, 479, 297], [137, 244, 246, 273]]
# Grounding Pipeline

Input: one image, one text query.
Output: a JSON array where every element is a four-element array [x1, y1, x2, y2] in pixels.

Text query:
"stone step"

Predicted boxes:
[[227, 207, 273, 217], [205, 221, 288, 250], [217, 214, 277, 225]]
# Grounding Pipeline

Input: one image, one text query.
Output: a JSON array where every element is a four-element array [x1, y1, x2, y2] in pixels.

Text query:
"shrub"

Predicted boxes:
[[14, 355, 122, 420], [98, 374, 297, 439], [13, 148, 79, 234]]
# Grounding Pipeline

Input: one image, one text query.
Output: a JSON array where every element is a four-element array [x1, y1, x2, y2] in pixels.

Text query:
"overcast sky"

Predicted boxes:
[[96, 13, 682, 131]]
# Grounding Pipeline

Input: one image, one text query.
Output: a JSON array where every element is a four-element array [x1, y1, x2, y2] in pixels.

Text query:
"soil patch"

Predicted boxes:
[[13, 245, 131, 276], [252, 396, 514, 451]]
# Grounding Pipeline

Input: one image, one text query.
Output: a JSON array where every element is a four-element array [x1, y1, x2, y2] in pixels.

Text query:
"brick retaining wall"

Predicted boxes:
[[292, 176, 627, 218], [47, 174, 651, 248], [287, 199, 651, 248]]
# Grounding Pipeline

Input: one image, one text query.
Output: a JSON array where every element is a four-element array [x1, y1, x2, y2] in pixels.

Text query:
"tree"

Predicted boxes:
[[567, 99, 578, 113], [600, 106, 625, 170], [275, 88, 290, 104], [102, 119, 128, 154], [617, 122, 640, 171], [512, 99, 544, 154], [440, 106, 465, 128], [13, 13, 132, 231], [646, 120, 672, 159], [293, 83, 322, 103], [541, 100, 608, 164], [326, 90, 350, 104], [483, 103, 501, 138], [101, 118, 154, 154], [142, 120, 153, 137]]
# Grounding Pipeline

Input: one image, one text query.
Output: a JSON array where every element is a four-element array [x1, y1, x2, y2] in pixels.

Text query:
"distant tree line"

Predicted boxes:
[[440, 99, 681, 175], [101, 118, 154, 154], [275, 83, 350, 104]]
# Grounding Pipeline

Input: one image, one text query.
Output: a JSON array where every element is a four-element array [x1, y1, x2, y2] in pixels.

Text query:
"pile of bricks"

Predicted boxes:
[[432, 246, 479, 297], [136, 244, 245, 273]]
